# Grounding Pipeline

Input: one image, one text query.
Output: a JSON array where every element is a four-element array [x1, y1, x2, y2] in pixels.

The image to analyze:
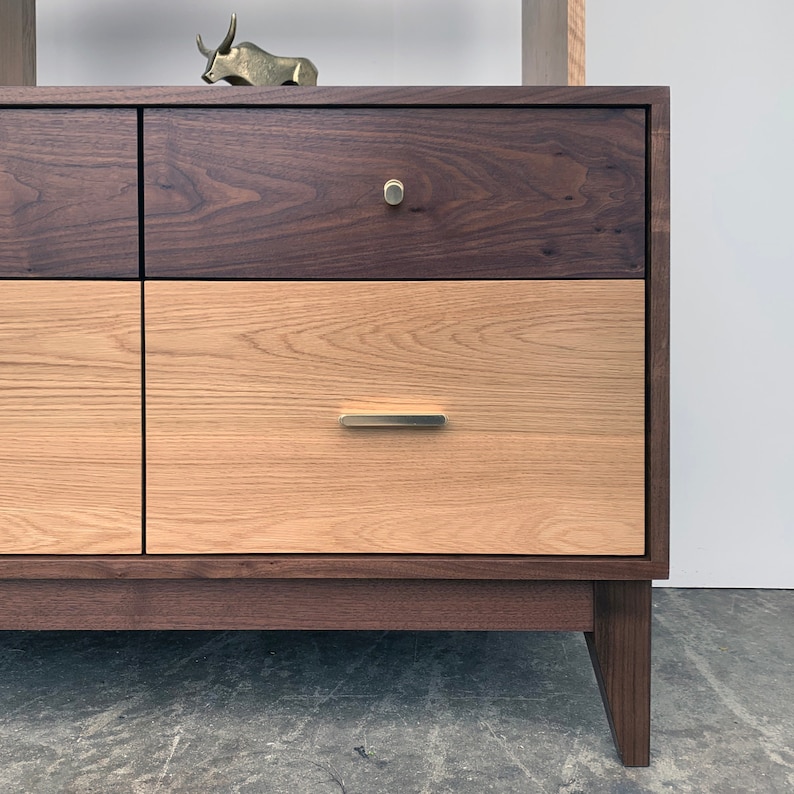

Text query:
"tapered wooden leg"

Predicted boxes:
[[585, 580, 652, 766]]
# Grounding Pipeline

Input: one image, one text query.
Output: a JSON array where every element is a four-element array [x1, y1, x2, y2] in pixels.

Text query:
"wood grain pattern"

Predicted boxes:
[[0, 579, 593, 631], [522, 0, 585, 86], [0, 110, 138, 277], [145, 280, 645, 555], [0, 0, 36, 86], [0, 282, 141, 553], [0, 85, 668, 107], [567, 0, 586, 86], [647, 92, 671, 576], [0, 554, 669, 581], [144, 107, 644, 279], [586, 580, 652, 766]]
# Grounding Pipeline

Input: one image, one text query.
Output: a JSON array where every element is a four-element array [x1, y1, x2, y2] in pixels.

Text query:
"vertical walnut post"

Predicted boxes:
[[586, 581, 652, 766], [522, 0, 585, 85], [524, 5, 653, 766], [0, 0, 36, 85]]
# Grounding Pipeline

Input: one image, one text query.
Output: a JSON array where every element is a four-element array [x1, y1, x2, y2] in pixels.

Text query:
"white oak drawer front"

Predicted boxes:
[[0, 282, 142, 554], [144, 280, 645, 555]]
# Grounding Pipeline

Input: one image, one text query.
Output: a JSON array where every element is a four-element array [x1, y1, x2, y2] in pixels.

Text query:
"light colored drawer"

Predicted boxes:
[[145, 281, 644, 556], [0, 282, 141, 553]]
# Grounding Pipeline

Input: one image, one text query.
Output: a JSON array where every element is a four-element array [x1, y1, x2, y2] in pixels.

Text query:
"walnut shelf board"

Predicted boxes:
[[0, 85, 669, 107], [0, 282, 142, 554], [145, 280, 645, 555]]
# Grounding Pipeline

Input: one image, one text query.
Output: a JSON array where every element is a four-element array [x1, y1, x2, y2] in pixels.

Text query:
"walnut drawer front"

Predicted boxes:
[[0, 110, 139, 278], [0, 282, 142, 554], [144, 280, 645, 555], [143, 107, 645, 279]]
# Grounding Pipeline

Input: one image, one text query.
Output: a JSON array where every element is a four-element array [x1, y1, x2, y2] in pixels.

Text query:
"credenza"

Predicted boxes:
[[0, 86, 669, 766]]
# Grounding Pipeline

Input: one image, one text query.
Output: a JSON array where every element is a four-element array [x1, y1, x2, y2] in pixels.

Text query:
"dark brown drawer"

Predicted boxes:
[[0, 110, 138, 278], [143, 107, 645, 279]]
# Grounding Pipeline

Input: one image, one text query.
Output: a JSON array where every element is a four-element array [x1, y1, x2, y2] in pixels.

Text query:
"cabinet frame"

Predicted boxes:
[[0, 86, 669, 766]]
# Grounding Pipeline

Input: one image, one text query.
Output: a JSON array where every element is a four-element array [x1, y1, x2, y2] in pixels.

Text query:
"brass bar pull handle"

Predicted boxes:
[[339, 413, 448, 428]]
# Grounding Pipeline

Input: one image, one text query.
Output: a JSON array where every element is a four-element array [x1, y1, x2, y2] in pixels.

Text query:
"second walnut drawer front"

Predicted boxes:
[[143, 107, 646, 279], [144, 280, 645, 556]]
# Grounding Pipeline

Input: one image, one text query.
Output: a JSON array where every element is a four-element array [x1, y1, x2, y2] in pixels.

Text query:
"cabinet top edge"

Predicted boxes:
[[0, 85, 669, 108]]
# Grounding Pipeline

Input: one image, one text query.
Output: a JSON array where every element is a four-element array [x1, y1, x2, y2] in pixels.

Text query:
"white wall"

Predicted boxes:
[[587, 2, 794, 588], [36, 0, 521, 86], [35, 1, 794, 587]]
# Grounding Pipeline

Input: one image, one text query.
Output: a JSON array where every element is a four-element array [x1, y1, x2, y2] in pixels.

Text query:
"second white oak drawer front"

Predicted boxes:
[[144, 281, 645, 555]]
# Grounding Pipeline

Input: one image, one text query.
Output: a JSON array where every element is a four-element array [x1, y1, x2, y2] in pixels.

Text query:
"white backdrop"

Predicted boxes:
[[35, 0, 794, 588]]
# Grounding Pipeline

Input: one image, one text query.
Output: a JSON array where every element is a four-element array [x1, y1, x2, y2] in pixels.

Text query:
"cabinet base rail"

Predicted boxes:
[[0, 578, 651, 766]]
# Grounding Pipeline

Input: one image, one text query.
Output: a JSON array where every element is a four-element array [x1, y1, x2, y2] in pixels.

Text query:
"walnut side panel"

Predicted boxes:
[[0, 110, 138, 277], [144, 107, 645, 279], [0, 579, 594, 631], [145, 280, 645, 556], [0, 282, 142, 553], [647, 93, 671, 576]]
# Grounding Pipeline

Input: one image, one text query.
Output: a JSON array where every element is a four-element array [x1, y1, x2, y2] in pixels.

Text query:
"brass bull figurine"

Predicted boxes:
[[197, 13, 318, 86]]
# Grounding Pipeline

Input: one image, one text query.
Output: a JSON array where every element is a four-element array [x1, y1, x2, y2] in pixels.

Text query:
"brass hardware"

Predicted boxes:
[[383, 179, 405, 206], [197, 13, 318, 86], [339, 413, 448, 428]]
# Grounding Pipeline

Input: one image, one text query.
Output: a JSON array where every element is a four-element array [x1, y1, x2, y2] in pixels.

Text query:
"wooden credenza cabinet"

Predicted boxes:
[[0, 87, 669, 766]]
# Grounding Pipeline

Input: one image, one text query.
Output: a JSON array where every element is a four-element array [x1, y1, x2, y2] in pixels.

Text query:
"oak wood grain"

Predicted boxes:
[[0, 579, 594, 631], [145, 280, 645, 556], [144, 107, 644, 278], [567, 0, 586, 86], [0, 282, 142, 553], [0, 109, 138, 277]]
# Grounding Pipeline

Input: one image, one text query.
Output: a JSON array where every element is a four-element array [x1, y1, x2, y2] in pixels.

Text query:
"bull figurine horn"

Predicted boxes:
[[196, 34, 211, 57], [218, 13, 237, 55]]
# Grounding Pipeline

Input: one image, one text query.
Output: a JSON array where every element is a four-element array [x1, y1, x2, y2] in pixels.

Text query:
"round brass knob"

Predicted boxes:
[[383, 179, 404, 206]]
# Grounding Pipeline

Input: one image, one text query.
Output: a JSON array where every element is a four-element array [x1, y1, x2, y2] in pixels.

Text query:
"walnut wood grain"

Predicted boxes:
[[647, 94, 671, 575], [586, 580, 652, 766], [145, 280, 644, 556], [0, 109, 138, 277], [0, 85, 667, 107], [0, 282, 141, 553], [0, 579, 593, 631], [143, 107, 644, 279], [0, 555, 668, 581]]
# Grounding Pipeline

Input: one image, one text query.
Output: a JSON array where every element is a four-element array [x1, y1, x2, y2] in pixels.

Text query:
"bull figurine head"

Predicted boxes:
[[197, 13, 318, 86]]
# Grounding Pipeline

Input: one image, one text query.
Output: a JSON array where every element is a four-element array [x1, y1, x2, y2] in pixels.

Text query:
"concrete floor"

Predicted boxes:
[[0, 589, 791, 793]]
